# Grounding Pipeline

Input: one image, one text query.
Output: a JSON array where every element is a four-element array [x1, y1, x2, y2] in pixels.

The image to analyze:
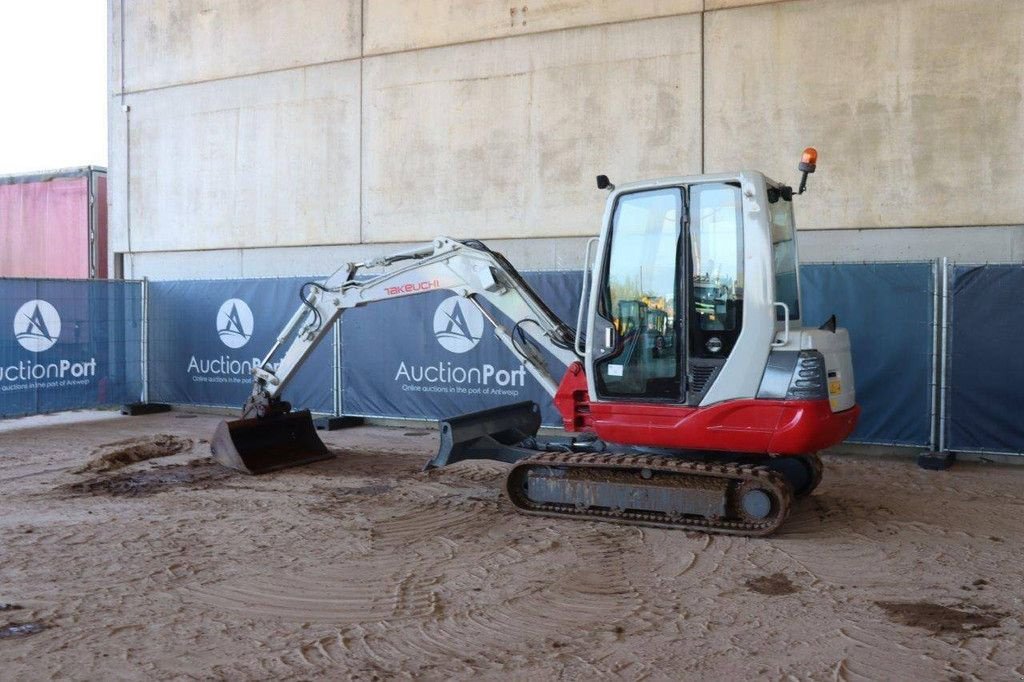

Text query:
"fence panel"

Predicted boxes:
[[946, 265, 1024, 455], [147, 278, 333, 413], [800, 262, 935, 447], [0, 278, 143, 418], [341, 271, 584, 426]]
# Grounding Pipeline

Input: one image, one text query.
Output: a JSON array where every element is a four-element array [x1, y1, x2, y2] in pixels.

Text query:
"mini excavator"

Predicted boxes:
[[212, 149, 859, 536]]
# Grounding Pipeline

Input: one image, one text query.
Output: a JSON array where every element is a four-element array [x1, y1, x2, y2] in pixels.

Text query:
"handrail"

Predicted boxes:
[[772, 302, 790, 346]]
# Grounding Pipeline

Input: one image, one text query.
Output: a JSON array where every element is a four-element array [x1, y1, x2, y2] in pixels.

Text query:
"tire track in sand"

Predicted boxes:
[[198, 463, 652, 678], [213, 523, 649, 679]]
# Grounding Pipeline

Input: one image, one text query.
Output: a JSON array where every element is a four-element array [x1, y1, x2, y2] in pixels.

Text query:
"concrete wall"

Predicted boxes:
[[705, 0, 1024, 230], [362, 0, 702, 55], [362, 15, 702, 242], [108, 0, 1024, 279], [120, 0, 361, 92]]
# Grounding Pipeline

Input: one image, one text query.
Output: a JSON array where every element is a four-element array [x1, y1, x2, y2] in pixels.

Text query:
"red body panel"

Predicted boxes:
[[554, 362, 859, 456]]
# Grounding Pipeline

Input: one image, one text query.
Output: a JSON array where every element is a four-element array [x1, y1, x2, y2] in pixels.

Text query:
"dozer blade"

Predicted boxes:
[[424, 400, 542, 470], [211, 409, 333, 475]]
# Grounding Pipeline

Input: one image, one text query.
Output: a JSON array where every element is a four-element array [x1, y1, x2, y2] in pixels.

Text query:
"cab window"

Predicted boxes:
[[689, 182, 743, 358], [767, 195, 800, 321]]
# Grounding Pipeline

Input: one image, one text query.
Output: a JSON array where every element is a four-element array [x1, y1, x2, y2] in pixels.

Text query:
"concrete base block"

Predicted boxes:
[[121, 403, 173, 416], [314, 415, 365, 431], [917, 451, 956, 470]]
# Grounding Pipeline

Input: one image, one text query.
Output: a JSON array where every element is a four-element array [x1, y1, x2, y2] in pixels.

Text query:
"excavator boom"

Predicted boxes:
[[211, 238, 579, 474]]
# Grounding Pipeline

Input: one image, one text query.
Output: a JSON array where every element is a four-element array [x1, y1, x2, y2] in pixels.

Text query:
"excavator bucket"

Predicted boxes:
[[210, 409, 333, 475], [424, 400, 542, 470]]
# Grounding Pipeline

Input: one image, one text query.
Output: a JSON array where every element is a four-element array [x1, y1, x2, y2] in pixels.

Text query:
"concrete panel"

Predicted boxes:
[[107, 97, 128, 259], [705, 0, 781, 10], [128, 224, 1024, 281], [364, 0, 701, 55], [130, 248, 244, 280], [129, 236, 593, 279], [108, 0, 122, 96], [122, 0, 361, 92], [705, 0, 1024, 229], [797, 225, 1024, 264], [362, 15, 703, 243], [126, 62, 361, 253]]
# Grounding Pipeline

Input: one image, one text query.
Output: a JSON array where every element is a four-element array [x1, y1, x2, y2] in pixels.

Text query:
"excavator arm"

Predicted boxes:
[[211, 237, 584, 474], [244, 237, 579, 416]]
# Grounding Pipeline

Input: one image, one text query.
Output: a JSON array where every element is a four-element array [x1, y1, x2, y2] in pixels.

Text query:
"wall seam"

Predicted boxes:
[[120, 0, 133, 277], [359, 0, 365, 244], [117, 10, 704, 97], [700, 3, 706, 174]]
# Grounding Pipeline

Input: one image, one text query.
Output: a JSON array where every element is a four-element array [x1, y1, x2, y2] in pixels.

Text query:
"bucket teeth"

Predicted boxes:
[[211, 409, 332, 475]]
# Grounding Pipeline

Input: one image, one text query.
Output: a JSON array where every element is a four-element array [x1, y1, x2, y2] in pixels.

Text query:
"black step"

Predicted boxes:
[[121, 403, 172, 416]]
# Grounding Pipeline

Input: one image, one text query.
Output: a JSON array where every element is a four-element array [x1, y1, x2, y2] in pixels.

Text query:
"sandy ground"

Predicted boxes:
[[1, 411, 1022, 680]]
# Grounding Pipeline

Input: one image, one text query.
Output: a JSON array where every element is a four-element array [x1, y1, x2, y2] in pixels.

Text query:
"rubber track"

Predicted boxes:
[[800, 453, 824, 498], [505, 452, 794, 537]]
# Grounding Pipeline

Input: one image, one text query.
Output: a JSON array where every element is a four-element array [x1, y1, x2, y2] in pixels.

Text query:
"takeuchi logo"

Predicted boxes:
[[432, 296, 484, 354], [13, 300, 61, 352], [217, 299, 254, 349]]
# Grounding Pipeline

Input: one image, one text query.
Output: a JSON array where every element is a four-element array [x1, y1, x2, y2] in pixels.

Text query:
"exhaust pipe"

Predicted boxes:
[[211, 409, 333, 475]]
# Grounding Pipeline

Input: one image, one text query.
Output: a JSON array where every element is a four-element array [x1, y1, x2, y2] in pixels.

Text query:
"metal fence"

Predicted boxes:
[[145, 278, 335, 414], [2, 261, 1022, 457], [0, 278, 143, 418], [943, 263, 1024, 456]]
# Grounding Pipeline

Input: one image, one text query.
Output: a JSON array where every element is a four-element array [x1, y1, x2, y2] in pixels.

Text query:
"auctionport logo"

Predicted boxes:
[[393, 295, 525, 396], [3, 299, 96, 391], [433, 296, 483, 354], [217, 299, 253, 349], [13, 300, 61, 352]]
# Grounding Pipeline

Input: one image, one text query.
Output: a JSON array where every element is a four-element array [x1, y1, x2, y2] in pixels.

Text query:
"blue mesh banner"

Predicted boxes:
[[947, 265, 1024, 453], [0, 279, 143, 418], [341, 271, 584, 426], [147, 278, 333, 413], [800, 262, 934, 446]]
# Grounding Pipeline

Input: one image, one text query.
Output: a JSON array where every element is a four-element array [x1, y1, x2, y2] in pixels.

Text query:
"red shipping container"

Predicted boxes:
[[0, 167, 107, 279]]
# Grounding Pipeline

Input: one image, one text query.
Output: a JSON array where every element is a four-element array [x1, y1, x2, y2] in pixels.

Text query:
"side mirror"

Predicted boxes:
[[596, 174, 615, 191]]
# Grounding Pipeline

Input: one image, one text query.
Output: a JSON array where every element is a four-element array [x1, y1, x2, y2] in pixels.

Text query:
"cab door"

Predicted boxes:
[[586, 182, 746, 406], [589, 188, 685, 402]]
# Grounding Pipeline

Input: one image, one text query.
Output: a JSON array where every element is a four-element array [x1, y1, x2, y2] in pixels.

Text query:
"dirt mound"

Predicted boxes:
[[875, 601, 1007, 637], [61, 459, 231, 497], [746, 573, 801, 596], [74, 435, 194, 473]]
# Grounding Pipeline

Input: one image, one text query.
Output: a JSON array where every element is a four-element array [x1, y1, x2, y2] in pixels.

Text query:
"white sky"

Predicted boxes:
[[0, 1, 107, 175]]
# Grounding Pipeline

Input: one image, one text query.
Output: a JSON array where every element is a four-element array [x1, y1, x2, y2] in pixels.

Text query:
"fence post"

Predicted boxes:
[[333, 318, 342, 417], [927, 259, 941, 451], [918, 257, 954, 469], [121, 277, 171, 416], [141, 277, 149, 404], [939, 258, 949, 452]]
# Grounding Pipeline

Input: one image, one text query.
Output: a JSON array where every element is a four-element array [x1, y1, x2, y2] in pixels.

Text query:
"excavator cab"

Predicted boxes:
[[543, 164, 857, 460], [588, 174, 783, 406]]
